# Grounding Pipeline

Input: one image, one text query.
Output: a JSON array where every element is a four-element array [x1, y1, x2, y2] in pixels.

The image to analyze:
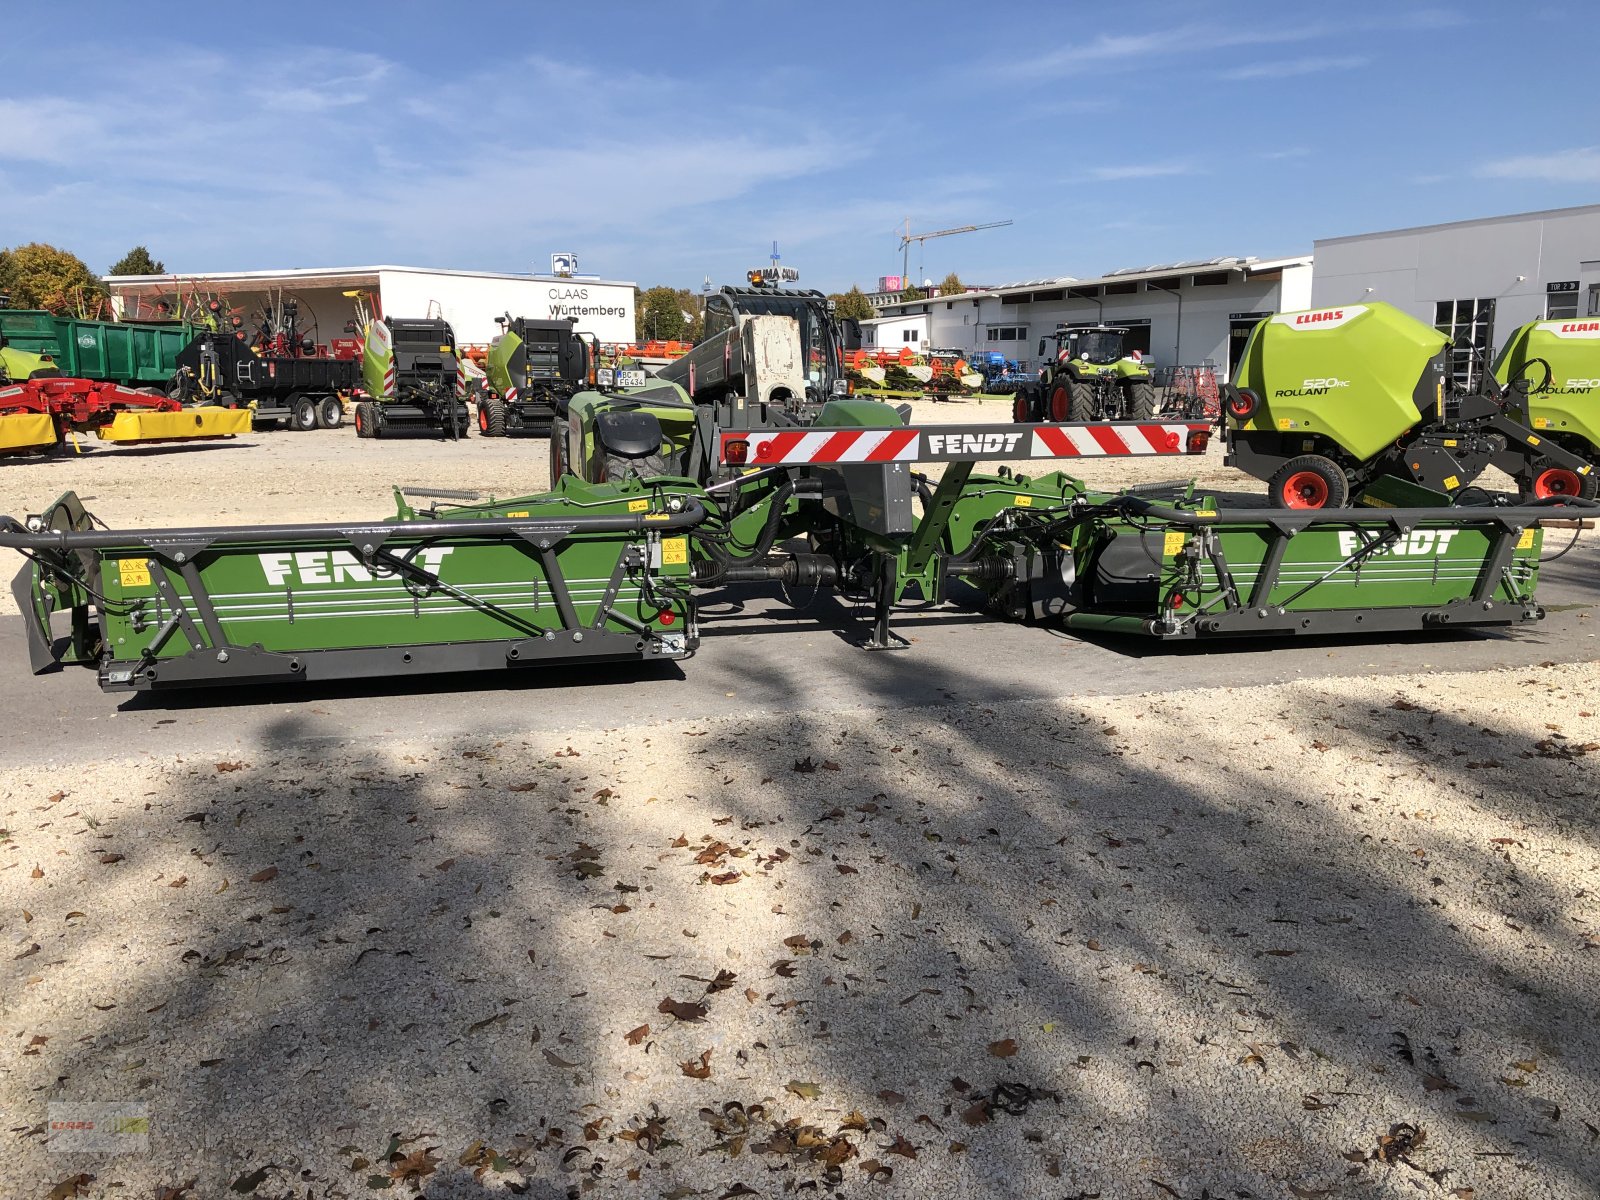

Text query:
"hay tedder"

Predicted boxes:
[[0, 277, 1583, 695]]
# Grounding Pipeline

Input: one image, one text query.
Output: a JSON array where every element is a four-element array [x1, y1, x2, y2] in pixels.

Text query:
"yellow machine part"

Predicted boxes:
[[95, 407, 253, 443], [0, 412, 59, 452]]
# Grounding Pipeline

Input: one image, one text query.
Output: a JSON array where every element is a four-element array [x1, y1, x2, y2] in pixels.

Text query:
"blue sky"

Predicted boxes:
[[2, 1, 1594, 293]]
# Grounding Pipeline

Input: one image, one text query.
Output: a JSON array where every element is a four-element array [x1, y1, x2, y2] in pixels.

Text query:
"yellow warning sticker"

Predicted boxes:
[[117, 559, 151, 588], [1533, 417, 1549, 429], [644, 513, 670, 522], [1162, 531, 1186, 557], [627, 499, 649, 513], [1527, 434, 1541, 446], [1013, 494, 1034, 507], [1442, 438, 1458, 448], [1442, 475, 1460, 490], [1516, 528, 1536, 551], [506, 510, 529, 518], [662, 537, 688, 565], [1192, 509, 1217, 518], [1277, 418, 1293, 430]]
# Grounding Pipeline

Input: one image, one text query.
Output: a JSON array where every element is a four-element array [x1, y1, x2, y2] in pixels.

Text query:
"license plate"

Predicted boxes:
[[617, 369, 647, 387]]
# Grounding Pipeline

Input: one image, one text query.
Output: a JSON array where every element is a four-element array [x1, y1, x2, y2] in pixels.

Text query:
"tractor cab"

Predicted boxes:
[[1052, 325, 1131, 369]]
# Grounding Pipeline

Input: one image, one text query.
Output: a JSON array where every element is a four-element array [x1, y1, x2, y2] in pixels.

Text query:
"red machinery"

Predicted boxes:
[[0, 377, 251, 455]]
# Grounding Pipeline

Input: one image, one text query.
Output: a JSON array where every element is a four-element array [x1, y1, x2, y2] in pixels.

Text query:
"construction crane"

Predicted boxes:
[[899, 219, 1013, 290]]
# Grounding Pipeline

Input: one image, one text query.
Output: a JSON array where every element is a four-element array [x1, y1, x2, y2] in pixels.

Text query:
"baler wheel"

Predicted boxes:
[[1268, 455, 1349, 510], [479, 396, 508, 437], [354, 402, 377, 439], [1527, 465, 1597, 501]]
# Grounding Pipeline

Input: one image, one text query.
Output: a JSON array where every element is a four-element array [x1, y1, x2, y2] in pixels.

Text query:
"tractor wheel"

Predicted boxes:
[[1069, 380, 1097, 422], [316, 396, 344, 429], [1012, 390, 1034, 423], [549, 425, 566, 488], [1268, 454, 1349, 510], [1525, 463, 1599, 501], [354, 402, 377, 439], [479, 395, 508, 437], [602, 452, 669, 483], [290, 394, 318, 432], [1125, 380, 1157, 420], [1047, 384, 1072, 422]]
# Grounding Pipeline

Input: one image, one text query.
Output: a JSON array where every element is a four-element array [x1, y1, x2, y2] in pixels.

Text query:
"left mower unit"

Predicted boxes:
[[1, 341, 249, 455], [353, 318, 471, 439]]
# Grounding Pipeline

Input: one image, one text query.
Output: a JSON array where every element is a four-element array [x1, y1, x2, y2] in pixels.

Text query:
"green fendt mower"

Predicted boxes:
[[1019, 324, 1155, 423], [1225, 302, 1597, 508], [480, 315, 597, 438], [352, 317, 471, 439], [1, 276, 1588, 698]]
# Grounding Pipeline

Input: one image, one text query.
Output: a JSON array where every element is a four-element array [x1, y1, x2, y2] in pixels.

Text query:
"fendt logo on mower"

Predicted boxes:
[[923, 431, 1025, 456], [1272, 305, 1367, 332], [1337, 530, 1459, 557], [257, 548, 455, 586]]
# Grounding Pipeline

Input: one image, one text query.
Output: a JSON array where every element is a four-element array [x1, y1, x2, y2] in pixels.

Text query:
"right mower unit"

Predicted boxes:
[[1226, 302, 1596, 508]]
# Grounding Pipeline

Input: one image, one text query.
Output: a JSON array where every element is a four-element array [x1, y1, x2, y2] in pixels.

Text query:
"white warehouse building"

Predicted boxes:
[[866, 256, 1312, 381], [1310, 203, 1600, 387], [104, 265, 637, 349]]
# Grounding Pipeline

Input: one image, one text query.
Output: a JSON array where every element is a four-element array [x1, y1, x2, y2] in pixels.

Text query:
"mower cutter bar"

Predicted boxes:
[[719, 421, 1212, 466]]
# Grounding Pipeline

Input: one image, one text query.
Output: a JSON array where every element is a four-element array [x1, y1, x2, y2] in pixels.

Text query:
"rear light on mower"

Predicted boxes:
[[724, 438, 750, 466], [1187, 428, 1211, 454], [658, 610, 676, 626]]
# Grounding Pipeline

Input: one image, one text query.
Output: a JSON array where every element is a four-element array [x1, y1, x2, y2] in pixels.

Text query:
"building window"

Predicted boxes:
[[1434, 298, 1494, 390], [1547, 293, 1579, 320], [903, 330, 917, 343], [1190, 271, 1231, 286], [1590, 284, 1600, 317], [985, 326, 1026, 342]]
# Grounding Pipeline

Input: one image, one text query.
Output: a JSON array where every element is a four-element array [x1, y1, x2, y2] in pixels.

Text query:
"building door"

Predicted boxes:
[[1228, 312, 1270, 379], [1546, 281, 1580, 319], [1434, 298, 1495, 391]]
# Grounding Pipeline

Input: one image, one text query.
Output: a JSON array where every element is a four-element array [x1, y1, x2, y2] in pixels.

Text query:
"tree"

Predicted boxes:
[[673, 288, 705, 342], [828, 286, 875, 322], [635, 285, 688, 342], [108, 245, 165, 276], [898, 286, 928, 302], [937, 272, 965, 297], [0, 242, 105, 314]]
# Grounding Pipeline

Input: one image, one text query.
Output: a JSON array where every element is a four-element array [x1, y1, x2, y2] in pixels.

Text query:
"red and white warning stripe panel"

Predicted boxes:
[[720, 422, 1211, 465]]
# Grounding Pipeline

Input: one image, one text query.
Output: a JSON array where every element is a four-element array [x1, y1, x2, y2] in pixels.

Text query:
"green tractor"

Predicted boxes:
[[1020, 324, 1155, 423], [481, 315, 598, 437], [1226, 302, 1596, 508], [352, 317, 471, 439]]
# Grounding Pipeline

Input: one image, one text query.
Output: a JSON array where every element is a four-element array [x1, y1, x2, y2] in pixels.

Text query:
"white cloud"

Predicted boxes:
[[1476, 146, 1600, 184], [1087, 161, 1201, 182], [1220, 54, 1369, 80]]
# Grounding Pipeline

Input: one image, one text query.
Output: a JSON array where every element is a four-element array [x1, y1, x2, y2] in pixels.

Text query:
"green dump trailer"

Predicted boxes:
[[0, 308, 200, 391]]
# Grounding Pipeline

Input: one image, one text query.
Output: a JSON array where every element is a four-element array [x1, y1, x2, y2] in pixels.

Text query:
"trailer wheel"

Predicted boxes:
[[1125, 379, 1156, 420], [479, 396, 508, 437], [316, 396, 344, 429], [1527, 465, 1598, 501], [354, 402, 377, 439], [1268, 454, 1349, 510], [290, 394, 318, 431]]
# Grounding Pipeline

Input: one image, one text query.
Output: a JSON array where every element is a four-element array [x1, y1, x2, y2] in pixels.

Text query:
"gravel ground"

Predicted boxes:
[[3, 663, 1598, 1199], [2, 394, 1589, 1199]]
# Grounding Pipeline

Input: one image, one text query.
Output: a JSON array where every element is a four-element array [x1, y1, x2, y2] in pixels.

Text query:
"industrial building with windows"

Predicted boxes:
[[863, 202, 1599, 385]]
